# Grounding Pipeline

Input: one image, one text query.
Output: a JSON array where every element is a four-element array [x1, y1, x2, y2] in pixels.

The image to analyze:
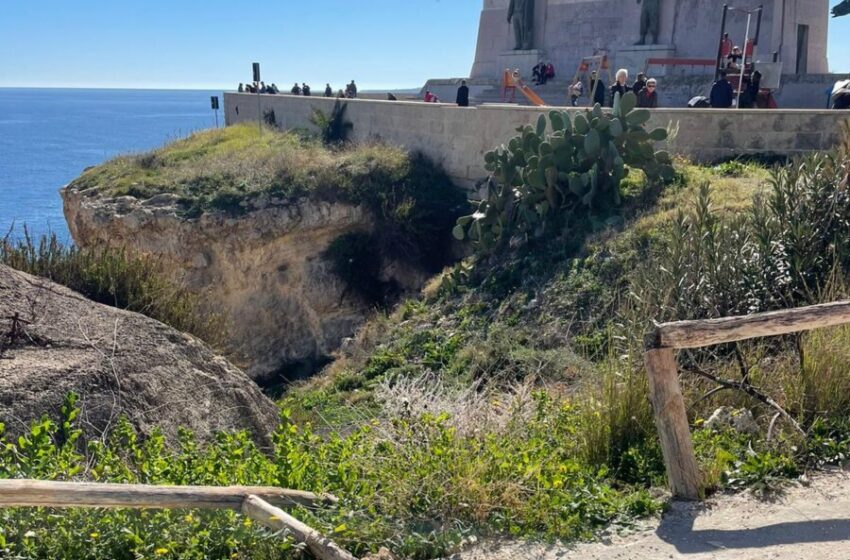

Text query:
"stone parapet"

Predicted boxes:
[[225, 92, 848, 187]]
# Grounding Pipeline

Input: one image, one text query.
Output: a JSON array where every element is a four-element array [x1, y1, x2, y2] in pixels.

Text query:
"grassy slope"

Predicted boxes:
[[285, 160, 772, 430], [69, 124, 412, 216]]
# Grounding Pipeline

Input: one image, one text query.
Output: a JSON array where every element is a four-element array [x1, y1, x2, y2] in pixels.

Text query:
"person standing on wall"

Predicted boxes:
[[346, 80, 358, 98], [456, 80, 470, 107], [324, 84, 333, 97]]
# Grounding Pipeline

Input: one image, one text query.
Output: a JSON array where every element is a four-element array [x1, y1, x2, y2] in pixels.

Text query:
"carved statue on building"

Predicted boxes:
[[508, 0, 535, 50], [635, 0, 660, 45]]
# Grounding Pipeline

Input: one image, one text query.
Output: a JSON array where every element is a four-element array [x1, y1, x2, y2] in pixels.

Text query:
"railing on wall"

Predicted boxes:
[[0, 479, 357, 560], [644, 300, 850, 500]]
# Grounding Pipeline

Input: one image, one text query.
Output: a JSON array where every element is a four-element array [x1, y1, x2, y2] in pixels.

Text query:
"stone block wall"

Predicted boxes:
[[225, 92, 847, 186]]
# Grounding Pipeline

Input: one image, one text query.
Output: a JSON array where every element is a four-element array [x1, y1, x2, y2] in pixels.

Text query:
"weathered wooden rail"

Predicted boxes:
[[645, 300, 850, 500], [0, 480, 357, 560]]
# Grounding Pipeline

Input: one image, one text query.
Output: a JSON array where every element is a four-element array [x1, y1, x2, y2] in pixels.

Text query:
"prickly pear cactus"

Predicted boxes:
[[453, 92, 674, 252]]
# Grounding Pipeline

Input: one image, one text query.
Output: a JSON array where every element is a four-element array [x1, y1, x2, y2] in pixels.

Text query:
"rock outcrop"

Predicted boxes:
[[62, 188, 428, 382], [0, 264, 278, 444]]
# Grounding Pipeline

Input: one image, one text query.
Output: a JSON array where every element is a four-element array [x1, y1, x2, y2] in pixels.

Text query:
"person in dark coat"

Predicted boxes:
[[609, 68, 631, 107], [324, 84, 333, 97], [633, 73, 647, 96], [456, 80, 470, 107], [709, 70, 734, 108], [291, 83, 302, 95], [302, 83, 311, 96], [532, 63, 544, 85], [637, 78, 658, 108], [590, 71, 606, 106]]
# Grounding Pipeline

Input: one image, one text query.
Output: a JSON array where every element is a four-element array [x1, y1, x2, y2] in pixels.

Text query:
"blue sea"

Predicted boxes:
[[0, 88, 222, 241]]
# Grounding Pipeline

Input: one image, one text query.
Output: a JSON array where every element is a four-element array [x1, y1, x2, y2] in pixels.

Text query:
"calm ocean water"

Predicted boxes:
[[0, 88, 222, 241]]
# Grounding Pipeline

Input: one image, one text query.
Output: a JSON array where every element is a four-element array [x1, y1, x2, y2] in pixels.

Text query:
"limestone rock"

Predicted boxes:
[[704, 406, 759, 435], [62, 186, 428, 382], [0, 264, 278, 445]]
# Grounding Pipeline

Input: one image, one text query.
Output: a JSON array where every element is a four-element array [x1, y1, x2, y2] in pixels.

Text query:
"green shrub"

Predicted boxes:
[[0, 394, 672, 559], [0, 231, 217, 345], [309, 100, 353, 146], [632, 151, 850, 326]]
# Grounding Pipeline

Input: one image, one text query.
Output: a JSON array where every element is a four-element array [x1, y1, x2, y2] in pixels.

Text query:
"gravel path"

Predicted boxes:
[[451, 471, 850, 560]]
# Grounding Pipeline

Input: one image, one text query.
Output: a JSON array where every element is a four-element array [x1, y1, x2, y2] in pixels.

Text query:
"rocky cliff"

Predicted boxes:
[[62, 189, 428, 383], [0, 263, 277, 444]]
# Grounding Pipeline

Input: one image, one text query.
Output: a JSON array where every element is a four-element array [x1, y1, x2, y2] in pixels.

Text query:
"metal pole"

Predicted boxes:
[[257, 90, 262, 137], [215, 109, 219, 128], [736, 12, 752, 108], [754, 5, 764, 47], [716, 4, 729, 81]]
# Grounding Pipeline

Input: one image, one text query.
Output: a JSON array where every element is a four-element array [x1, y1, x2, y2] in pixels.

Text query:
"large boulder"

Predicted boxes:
[[0, 264, 278, 445]]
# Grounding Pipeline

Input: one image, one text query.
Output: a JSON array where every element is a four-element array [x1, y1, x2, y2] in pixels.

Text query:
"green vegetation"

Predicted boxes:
[[309, 100, 354, 146], [9, 118, 850, 559], [283, 146, 850, 552], [70, 124, 459, 222], [0, 231, 216, 343], [1, 393, 665, 559], [454, 93, 674, 252]]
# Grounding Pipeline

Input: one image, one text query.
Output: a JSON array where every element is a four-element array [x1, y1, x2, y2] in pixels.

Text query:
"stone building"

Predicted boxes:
[[471, 0, 829, 79]]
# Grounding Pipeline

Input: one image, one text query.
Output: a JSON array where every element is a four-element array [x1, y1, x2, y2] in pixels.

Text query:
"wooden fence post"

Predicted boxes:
[[644, 348, 701, 500], [242, 495, 358, 560]]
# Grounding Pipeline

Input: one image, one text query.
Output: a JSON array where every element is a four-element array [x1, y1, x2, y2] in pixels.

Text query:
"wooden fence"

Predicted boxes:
[[0, 480, 357, 560], [645, 300, 850, 500]]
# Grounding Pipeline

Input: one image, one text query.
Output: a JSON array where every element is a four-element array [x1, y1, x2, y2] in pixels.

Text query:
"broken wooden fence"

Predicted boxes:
[[645, 300, 850, 500], [0, 479, 357, 560]]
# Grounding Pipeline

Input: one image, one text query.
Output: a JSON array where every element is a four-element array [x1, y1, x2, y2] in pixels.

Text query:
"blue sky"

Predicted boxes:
[[0, 0, 848, 90]]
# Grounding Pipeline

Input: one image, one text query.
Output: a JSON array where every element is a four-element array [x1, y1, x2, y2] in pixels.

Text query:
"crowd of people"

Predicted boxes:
[[532, 61, 556, 85], [238, 82, 280, 94], [238, 80, 359, 99], [568, 69, 659, 108]]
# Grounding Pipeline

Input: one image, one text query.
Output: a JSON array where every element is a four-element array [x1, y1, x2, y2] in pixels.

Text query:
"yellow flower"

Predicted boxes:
[[90, 532, 99, 539], [243, 518, 252, 527], [155, 548, 169, 555], [184, 514, 194, 523]]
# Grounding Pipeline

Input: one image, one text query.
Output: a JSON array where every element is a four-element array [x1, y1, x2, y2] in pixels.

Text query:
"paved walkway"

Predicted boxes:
[[451, 471, 850, 559]]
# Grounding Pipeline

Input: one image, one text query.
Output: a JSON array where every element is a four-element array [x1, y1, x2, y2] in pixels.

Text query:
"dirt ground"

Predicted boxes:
[[451, 470, 850, 559]]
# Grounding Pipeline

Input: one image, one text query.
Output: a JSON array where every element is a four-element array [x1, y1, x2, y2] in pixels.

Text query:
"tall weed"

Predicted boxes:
[[0, 231, 218, 344]]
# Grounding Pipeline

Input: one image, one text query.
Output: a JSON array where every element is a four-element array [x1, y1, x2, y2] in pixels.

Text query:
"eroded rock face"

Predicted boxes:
[[0, 264, 278, 445], [62, 187, 428, 382]]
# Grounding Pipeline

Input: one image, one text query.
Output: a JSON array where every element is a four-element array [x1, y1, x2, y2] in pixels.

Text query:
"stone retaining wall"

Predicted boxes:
[[225, 92, 848, 186]]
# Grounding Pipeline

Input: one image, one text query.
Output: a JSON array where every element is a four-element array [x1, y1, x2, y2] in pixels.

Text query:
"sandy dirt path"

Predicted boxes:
[[451, 471, 850, 559]]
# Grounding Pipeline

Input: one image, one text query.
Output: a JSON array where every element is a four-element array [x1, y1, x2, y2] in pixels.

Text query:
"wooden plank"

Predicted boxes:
[[649, 300, 850, 350], [0, 480, 337, 510], [242, 495, 358, 560], [645, 348, 701, 500]]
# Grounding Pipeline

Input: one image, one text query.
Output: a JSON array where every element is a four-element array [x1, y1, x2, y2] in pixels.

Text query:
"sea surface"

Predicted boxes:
[[0, 88, 222, 241]]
